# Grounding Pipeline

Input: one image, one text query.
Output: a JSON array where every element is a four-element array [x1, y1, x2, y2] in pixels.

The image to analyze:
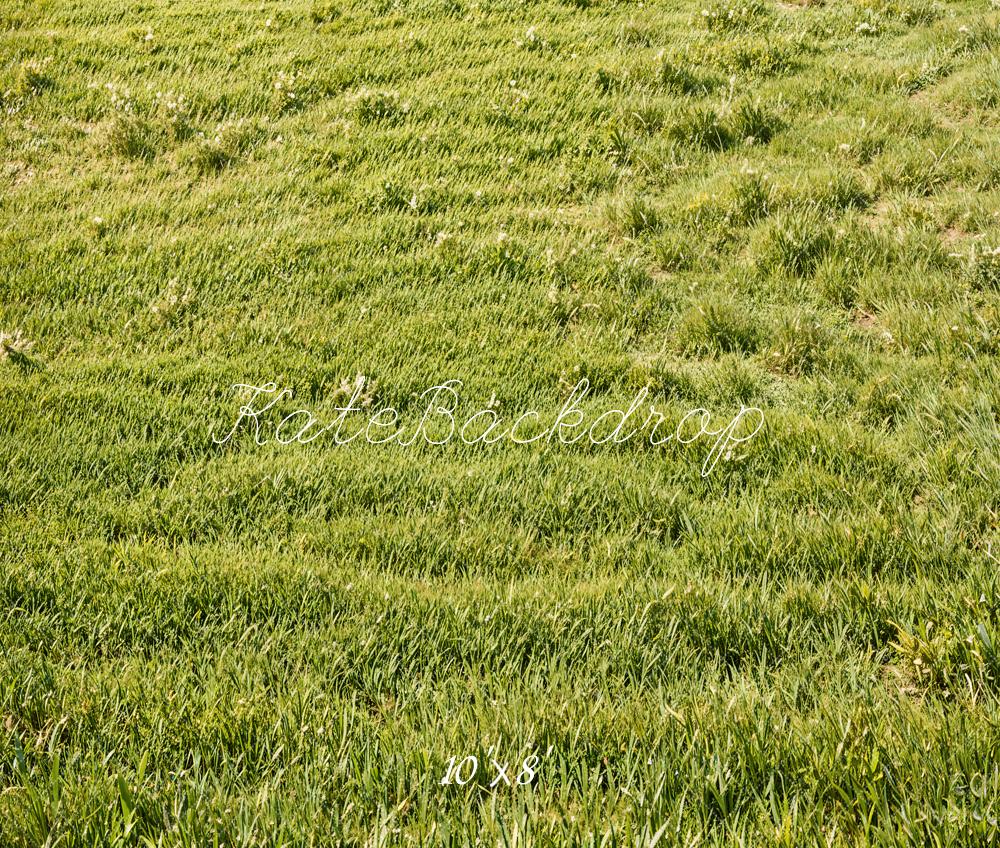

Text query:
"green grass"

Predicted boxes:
[[2, 0, 999, 843]]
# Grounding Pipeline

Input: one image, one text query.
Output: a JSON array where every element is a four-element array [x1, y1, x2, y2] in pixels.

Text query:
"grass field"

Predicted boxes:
[[2, 0, 1000, 843]]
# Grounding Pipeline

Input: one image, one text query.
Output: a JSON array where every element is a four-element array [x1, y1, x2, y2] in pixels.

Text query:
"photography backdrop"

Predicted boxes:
[[2, 0, 999, 844]]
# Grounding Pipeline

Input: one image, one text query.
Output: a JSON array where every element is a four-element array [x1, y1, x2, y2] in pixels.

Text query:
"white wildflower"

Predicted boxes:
[[0, 329, 33, 362]]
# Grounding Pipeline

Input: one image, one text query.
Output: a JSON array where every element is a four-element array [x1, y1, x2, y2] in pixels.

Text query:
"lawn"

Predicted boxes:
[[1, 0, 999, 844]]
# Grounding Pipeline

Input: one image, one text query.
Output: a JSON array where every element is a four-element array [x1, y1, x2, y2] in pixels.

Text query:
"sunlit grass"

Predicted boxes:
[[1, 0, 999, 844]]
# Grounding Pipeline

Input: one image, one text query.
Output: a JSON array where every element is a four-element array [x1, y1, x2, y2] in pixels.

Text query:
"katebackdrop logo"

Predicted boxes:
[[212, 378, 765, 477]]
